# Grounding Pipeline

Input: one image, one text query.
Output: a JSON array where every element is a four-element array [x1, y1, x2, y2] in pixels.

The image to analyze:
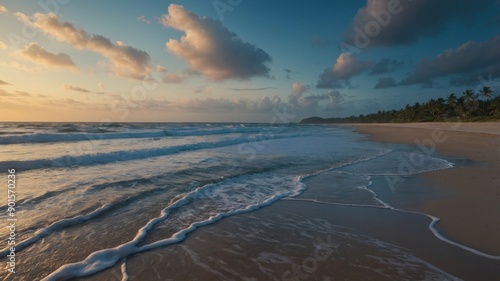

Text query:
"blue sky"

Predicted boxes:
[[0, 0, 499, 122]]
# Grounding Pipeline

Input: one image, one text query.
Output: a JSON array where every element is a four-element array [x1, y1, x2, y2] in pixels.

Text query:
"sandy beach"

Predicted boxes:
[[347, 122, 500, 255], [74, 122, 500, 281]]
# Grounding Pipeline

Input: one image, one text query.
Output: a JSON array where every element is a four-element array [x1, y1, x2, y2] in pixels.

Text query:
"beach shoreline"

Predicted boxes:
[[343, 122, 500, 255], [65, 122, 500, 281]]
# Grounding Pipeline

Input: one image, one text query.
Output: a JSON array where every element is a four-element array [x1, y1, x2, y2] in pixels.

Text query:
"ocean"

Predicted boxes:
[[0, 122, 481, 280]]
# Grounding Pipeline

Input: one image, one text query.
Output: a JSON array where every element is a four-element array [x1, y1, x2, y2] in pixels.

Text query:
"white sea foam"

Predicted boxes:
[[286, 172, 500, 261], [41, 174, 306, 280], [0, 203, 115, 257], [337, 151, 455, 176]]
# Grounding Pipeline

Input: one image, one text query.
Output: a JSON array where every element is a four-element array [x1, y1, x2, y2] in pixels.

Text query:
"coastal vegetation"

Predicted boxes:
[[301, 87, 500, 123]]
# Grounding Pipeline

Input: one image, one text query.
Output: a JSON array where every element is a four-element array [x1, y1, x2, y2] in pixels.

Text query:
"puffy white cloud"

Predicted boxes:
[[333, 53, 371, 80], [161, 4, 271, 81], [18, 12, 152, 80], [63, 84, 90, 93], [0, 5, 7, 14], [289, 82, 309, 107], [18, 42, 77, 69], [317, 53, 372, 88], [402, 35, 500, 86]]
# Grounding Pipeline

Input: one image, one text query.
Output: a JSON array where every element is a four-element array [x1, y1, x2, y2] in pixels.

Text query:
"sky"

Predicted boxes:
[[0, 0, 499, 123]]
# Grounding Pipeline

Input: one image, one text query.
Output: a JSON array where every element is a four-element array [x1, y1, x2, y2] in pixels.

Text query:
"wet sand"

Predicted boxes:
[[81, 167, 500, 280], [73, 122, 500, 281], [82, 197, 500, 281], [347, 122, 500, 255]]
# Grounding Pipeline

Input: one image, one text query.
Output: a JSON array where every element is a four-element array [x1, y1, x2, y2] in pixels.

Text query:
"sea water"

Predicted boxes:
[[0, 123, 457, 280]]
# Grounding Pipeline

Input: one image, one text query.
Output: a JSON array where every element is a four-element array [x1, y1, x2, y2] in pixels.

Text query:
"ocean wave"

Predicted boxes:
[[40, 173, 306, 281], [0, 126, 288, 145], [337, 151, 454, 176], [0, 133, 304, 171], [0, 131, 32, 135], [37, 152, 396, 280]]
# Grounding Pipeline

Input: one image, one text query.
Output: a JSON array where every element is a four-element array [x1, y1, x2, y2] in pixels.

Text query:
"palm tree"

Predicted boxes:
[[462, 90, 478, 115], [447, 94, 457, 107], [480, 86, 493, 99], [426, 99, 440, 118], [480, 86, 494, 115], [446, 94, 457, 117]]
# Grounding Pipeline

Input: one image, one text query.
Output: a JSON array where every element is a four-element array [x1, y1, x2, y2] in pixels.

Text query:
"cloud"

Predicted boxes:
[[16, 91, 32, 97], [193, 86, 213, 95], [156, 64, 186, 83], [0, 89, 37, 99], [317, 53, 372, 88], [174, 96, 281, 113], [343, 0, 494, 48], [332, 53, 372, 80], [370, 58, 403, 75], [288, 82, 312, 112], [0, 89, 14, 97], [156, 65, 167, 73], [303, 91, 343, 111], [402, 35, 500, 86], [288, 82, 343, 112], [162, 72, 186, 83], [226, 87, 274, 92], [161, 4, 272, 81], [0, 5, 7, 14], [20, 12, 152, 80], [137, 15, 151, 24], [283, 68, 302, 80], [156, 64, 190, 84], [0, 40, 8, 50], [0, 61, 42, 73], [374, 77, 397, 89], [0, 79, 11, 86], [165, 83, 343, 116], [18, 42, 77, 69], [98, 83, 105, 90], [63, 84, 90, 93], [103, 83, 344, 121], [448, 74, 486, 87], [289, 82, 309, 103]]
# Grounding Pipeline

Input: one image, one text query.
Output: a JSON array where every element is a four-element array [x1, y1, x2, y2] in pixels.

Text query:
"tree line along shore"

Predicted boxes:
[[301, 87, 500, 124]]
